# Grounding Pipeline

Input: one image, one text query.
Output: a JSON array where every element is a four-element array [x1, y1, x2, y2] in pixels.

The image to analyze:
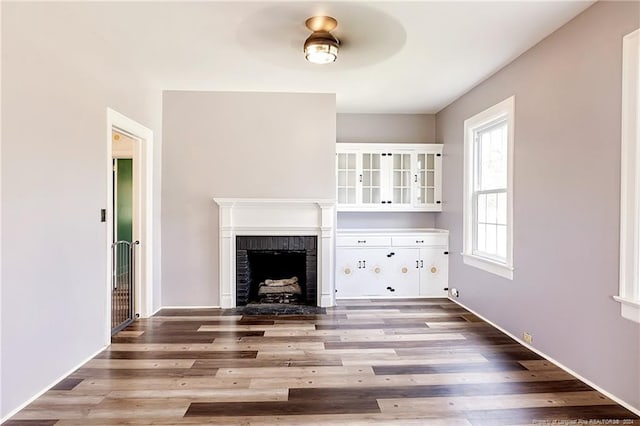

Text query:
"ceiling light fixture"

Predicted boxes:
[[304, 16, 339, 65]]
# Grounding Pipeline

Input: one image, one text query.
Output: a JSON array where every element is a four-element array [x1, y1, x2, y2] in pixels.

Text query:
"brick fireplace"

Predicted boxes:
[[213, 198, 336, 308]]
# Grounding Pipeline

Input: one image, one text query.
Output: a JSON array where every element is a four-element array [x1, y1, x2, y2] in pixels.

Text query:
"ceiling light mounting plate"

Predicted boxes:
[[305, 16, 338, 33], [304, 15, 339, 65]]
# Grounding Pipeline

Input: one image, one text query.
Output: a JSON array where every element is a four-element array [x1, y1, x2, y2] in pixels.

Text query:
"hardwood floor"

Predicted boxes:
[[4, 299, 639, 425]]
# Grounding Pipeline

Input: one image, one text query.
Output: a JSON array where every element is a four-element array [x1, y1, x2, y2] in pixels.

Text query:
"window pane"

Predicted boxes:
[[427, 188, 434, 203], [486, 193, 497, 224], [477, 121, 507, 191], [476, 223, 486, 253], [348, 154, 355, 168], [486, 224, 497, 254], [427, 171, 434, 186], [372, 188, 381, 203], [477, 193, 487, 223], [497, 225, 507, 259], [348, 171, 355, 186], [427, 154, 434, 170], [338, 189, 346, 204], [497, 192, 507, 225], [338, 171, 346, 186], [338, 155, 346, 169], [372, 154, 380, 169]]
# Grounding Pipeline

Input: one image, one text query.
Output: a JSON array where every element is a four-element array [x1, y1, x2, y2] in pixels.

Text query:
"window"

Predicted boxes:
[[616, 29, 640, 323], [463, 96, 514, 279]]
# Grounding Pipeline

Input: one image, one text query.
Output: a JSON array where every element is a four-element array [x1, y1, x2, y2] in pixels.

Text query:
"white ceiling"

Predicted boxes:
[[12, 1, 594, 113]]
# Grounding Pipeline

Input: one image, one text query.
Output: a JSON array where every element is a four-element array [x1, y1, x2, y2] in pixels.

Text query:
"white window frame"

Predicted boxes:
[[616, 29, 640, 323], [463, 96, 515, 280]]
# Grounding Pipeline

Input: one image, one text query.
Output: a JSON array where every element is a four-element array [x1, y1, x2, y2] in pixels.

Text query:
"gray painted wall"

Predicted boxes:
[[337, 113, 438, 229], [1, 3, 163, 418], [435, 1, 640, 409], [161, 91, 335, 307]]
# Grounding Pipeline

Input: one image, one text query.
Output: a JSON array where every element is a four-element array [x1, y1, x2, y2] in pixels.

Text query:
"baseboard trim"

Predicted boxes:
[[336, 296, 447, 300], [449, 297, 640, 417], [0, 345, 107, 423], [157, 305, 222, 310]]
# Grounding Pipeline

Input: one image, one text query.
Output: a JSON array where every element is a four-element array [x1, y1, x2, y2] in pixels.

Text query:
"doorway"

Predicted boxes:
[[111, 132, 138, 334], [106, 109, 153, 342]]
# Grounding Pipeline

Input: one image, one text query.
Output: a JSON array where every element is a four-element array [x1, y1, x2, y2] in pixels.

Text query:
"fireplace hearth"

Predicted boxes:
[[236, 236, 317, 307]]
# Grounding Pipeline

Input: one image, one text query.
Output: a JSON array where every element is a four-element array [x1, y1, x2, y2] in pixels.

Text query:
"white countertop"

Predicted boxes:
[[337, 228, 448, 234]]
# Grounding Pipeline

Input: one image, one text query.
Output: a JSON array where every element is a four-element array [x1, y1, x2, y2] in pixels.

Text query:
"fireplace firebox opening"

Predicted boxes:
[[236, 236, 317, 307]]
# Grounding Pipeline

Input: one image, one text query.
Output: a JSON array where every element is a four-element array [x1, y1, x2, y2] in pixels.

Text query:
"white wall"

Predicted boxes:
[[336, 113, 439, 229], [1, 3, 162, 418], [161, 91, 335, 306], [436, 1, 640, 410]]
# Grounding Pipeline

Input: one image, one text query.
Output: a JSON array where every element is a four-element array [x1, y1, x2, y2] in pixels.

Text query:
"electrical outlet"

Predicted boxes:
[[523, 332, 533, 345]]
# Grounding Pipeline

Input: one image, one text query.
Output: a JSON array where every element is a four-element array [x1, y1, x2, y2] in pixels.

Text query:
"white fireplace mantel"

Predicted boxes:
[[213, 198, 336, 308]]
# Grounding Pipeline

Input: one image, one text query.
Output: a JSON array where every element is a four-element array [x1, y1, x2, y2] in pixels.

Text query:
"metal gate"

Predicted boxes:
[[111, 240, 139, 335]]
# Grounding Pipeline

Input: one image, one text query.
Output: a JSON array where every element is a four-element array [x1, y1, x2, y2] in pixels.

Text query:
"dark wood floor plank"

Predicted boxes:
[[96, 350, 258, 360], [50, 378, 83, 391], [288, 380, 594, 401], [184, 400, 381, 416], [372, 361, 527, 375]]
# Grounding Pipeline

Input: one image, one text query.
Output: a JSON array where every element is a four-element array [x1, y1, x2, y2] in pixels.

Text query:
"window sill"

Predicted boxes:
[[462, 253, 513, 280], [613, 296, 640, 323]]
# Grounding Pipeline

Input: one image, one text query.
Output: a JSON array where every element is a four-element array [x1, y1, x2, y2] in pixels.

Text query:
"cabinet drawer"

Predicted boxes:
[[392, 234, 448, 247], [336, 236, 392, 247]]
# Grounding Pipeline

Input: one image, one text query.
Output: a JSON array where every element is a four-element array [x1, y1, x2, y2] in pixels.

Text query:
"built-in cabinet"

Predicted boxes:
[[336, 143, 443, 212], [335, 229, 449, 298]]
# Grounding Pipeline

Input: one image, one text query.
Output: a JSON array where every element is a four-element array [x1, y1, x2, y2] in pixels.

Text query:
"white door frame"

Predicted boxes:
[[106, 108, 153, 343]]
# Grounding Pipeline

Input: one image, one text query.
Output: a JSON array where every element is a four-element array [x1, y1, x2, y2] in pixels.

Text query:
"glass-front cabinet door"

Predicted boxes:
[[414, 150, 441, 209], [336, 152, 357, 205], [391, 153, 412, 206], [361, 152, 383, 205]]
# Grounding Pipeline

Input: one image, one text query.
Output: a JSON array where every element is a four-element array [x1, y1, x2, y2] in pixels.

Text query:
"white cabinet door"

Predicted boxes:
[[336, 248, 391, 297], [390, 152, 413, 207], [336, 152, 358, 206], [419, 248, 449, 297], [413, 149, 442, 210], [387, 248, 420, 296], [360, 152, 384, 205]]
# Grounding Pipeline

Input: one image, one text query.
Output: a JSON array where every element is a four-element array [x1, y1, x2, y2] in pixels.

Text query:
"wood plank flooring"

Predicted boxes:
[[4, 299, 639, 425]]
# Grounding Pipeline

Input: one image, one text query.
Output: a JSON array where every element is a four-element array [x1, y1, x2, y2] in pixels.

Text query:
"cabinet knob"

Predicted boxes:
[[344, 267, 352, 275], [436, 201, 441, 204], [401, 267, 408, 274], [416, 240, 424, 244], [430, 266, 437, 274], [357, 240, 367, 244], [374, 267, 381, 274]]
